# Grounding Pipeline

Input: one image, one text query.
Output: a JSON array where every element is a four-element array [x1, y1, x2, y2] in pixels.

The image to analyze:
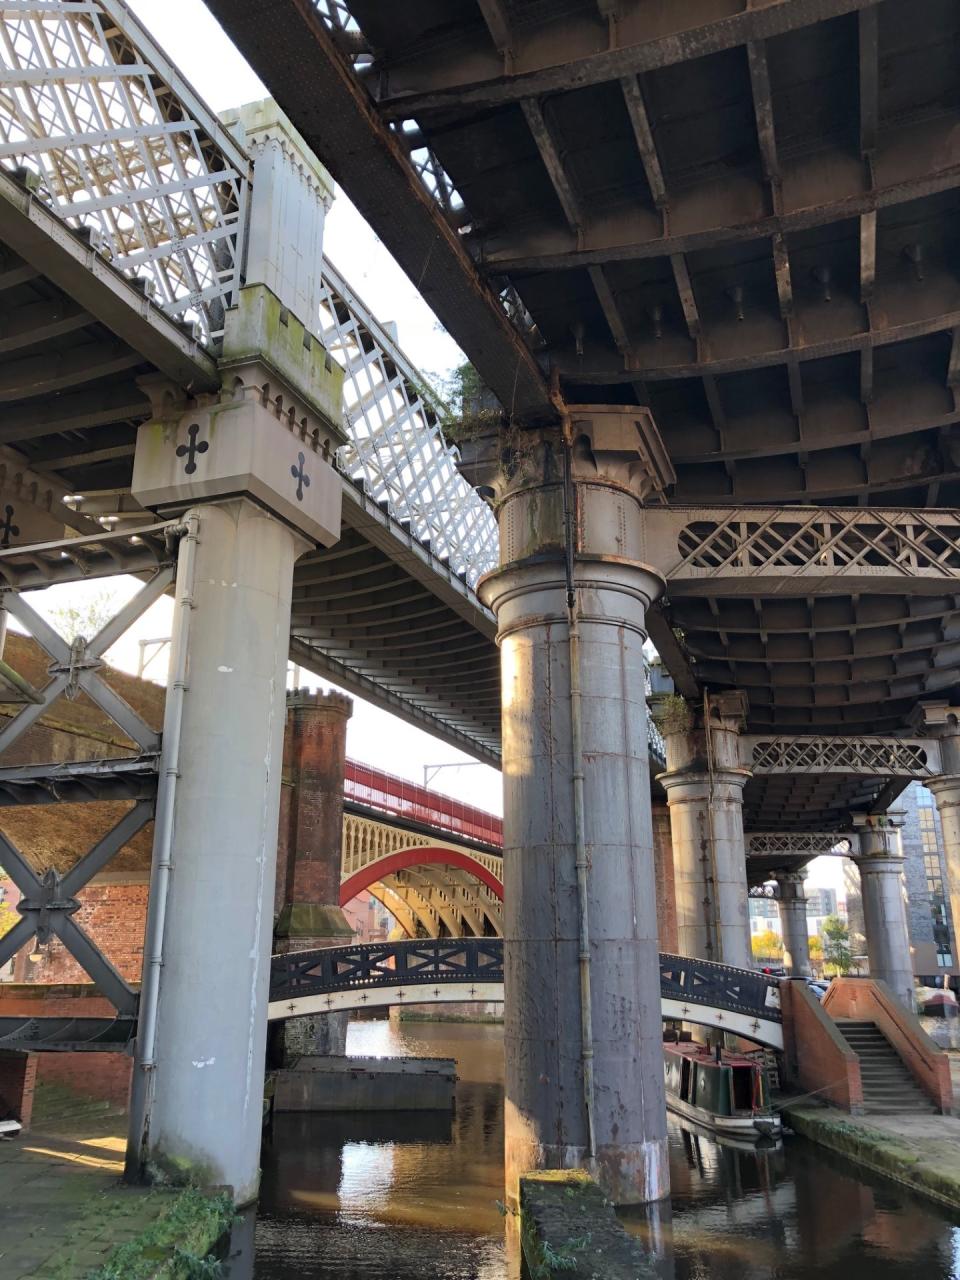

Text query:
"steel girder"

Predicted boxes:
[[0, 549, 183, 1012]]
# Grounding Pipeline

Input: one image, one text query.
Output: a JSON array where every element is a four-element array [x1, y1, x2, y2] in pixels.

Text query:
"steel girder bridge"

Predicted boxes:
[[0, 0, 955, 1074], [188, 0, 960, 871], [0, 0, 958, 885]]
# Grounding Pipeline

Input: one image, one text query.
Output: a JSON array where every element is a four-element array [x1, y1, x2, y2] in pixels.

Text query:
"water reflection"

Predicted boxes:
[[232, 1016, 960, 1280], [252, 1017, 506, 1278], [622, 1121, 960, 1279]]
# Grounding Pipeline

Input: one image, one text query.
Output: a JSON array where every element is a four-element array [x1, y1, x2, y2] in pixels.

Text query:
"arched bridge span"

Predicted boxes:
[[339, 811, 504, 939], [267, 939, 784, 1049]]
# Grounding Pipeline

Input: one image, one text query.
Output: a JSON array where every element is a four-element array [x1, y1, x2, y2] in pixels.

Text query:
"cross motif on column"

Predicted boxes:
[[291, 451, 311, 501], [176, 423, 209, 475], [0, 505, 19, 548]]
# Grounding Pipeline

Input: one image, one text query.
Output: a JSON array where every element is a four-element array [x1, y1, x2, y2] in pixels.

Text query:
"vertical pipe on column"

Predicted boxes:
[[126, 514, 198, 1180], [561, 437, 596, 1166]]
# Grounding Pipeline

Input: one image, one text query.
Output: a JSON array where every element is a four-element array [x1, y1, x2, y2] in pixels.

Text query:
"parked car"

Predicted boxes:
[[805, 979, 830, 1001]]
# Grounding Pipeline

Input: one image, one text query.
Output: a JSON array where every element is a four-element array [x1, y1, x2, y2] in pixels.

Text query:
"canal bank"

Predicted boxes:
[[784, 1102, 960, 1210], [0, 1083, 232, 1279]]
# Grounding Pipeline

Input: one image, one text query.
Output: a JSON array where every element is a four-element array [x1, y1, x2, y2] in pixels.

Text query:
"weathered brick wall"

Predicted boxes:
[[652, 803, 678, 953], [11, 881, 149, 985], [35, 1053, 133, 1110]]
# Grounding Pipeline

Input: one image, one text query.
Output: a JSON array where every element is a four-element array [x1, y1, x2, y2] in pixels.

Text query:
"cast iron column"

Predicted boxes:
[[656, 695, 752, 969], [776, 871, 811, 978], [852, 813, 914, 1008], [463, 406, 673, 1206], [275, 689, 354, 1057]]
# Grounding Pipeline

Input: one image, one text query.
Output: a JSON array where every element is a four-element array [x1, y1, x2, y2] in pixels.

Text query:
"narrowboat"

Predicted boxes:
[[664, 1041, 781, 1142]]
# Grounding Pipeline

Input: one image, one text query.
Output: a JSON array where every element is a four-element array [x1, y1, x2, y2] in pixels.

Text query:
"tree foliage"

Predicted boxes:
[[0, 895, 17, 938], [751, 929, 784, 960], [48, 591, 116, 643], [821, 914, 853, 975]]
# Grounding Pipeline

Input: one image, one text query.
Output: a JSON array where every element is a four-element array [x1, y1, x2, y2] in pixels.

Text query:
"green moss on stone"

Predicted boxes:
[[88, 1187, 234, 1280], [274, 902, 353, 939]]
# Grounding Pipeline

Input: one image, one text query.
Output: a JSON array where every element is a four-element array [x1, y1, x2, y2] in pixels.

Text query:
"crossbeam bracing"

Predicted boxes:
[[0, 557, 189, 1011]]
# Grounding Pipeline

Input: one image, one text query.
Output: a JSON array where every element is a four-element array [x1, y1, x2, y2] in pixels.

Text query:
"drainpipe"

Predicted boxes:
[[560, 412, 597, 1167], [125, 512, 198, 1180]]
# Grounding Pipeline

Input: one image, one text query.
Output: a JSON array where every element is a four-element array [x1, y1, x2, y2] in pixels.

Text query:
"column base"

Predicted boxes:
[[273, 905, 354, 1062], [274, 902, 353, 944], [505, 1128, 670, 1208]]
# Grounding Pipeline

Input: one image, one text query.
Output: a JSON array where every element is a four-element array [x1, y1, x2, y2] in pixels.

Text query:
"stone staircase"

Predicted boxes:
[[835, 1020, 937, 1115]]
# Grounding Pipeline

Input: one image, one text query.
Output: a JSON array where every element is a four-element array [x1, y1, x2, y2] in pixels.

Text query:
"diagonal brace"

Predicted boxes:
[[1, 568, 172, 754]]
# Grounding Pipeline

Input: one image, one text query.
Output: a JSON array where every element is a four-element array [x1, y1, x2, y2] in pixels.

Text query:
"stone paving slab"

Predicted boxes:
[[0, 1118, 179, 1279]]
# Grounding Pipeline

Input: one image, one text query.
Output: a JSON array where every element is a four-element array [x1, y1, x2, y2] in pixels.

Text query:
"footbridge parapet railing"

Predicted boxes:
[[268, 939, 784, 1047], [648, 506, 960, 595], [0, 942, 786, 1050]]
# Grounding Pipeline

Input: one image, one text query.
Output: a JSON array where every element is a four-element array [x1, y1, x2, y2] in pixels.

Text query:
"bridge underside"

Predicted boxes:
[[0, 176, 501, 764], [201, 0, 960, 834]]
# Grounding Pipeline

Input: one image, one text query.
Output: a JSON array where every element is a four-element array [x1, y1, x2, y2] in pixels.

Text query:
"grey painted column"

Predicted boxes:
[[776, 871, 811, 977], [919, 703, 960, 970], [463, 407, 671, 1206], [852, 814, 914, 1008], [144, 500, 306, 1199], [656, 695, 752, 969]]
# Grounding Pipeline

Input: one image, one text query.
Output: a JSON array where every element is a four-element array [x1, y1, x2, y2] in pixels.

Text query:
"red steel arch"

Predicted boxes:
[[339, 846, 504, 907]]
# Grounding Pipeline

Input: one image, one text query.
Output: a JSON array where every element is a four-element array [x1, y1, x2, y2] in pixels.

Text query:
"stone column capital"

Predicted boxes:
[[458, 405, 674, 509], [653, 689, 750, 777], [775, 870, 807, 900], [852, 811, 905, 862], [911, 700, 960, 737]]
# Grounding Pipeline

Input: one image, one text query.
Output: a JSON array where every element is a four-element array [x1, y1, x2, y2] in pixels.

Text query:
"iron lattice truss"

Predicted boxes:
[[674, 509, 960, 582], [318, 258, 499, 585], [0, 1, 500, 587], [0, 0, 250, 348], [746, 832, 851, 856], [748, 736, 935, 778]]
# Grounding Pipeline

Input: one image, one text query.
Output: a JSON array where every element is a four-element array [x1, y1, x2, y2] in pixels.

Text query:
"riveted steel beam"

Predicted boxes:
[[372, 0, 881, 118]]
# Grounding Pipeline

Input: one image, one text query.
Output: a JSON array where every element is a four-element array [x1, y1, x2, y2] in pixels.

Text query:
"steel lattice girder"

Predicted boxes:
[[743, 734, 941, 777], [0, 0, 250, 349], [319, 257, 499, 589]]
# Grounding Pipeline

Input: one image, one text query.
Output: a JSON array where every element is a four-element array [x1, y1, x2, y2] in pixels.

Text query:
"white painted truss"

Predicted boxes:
[[318, 256, 500, 585], [0, 0, 250, 347]]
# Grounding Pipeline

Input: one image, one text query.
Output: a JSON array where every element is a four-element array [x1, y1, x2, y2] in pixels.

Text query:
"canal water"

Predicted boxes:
[[232, 1017, 960, 1279]]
